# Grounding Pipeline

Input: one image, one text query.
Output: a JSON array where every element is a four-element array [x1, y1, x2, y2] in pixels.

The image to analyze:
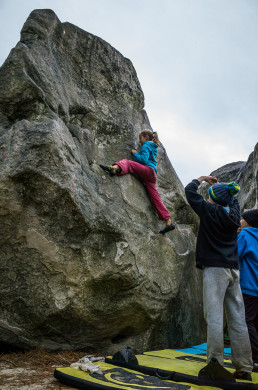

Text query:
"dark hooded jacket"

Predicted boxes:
[[185, 179, 241, 269]]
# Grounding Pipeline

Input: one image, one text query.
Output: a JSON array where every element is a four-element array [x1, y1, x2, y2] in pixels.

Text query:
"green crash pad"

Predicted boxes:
[[54, 345, 258, 390], [54, 361, 218, 389]]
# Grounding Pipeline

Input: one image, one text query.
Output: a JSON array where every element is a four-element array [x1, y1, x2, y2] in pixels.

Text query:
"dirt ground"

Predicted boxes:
[[0, 349, 98, 389]]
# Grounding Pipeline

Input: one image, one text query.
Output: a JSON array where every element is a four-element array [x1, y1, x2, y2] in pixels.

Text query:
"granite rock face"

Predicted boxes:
[[199, 143, 258, 211], [0, 9, 203, 353], [237, 143, 258, 211]]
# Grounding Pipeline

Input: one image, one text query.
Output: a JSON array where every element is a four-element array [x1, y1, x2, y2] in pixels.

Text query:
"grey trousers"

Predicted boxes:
[[203, 267, 253, 373]]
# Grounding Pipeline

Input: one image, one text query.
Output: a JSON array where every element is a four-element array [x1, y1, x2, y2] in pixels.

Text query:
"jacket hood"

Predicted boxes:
[[144, 141, 158, 150], [208, 202, 240, 232], [241, 227, 258, 239]]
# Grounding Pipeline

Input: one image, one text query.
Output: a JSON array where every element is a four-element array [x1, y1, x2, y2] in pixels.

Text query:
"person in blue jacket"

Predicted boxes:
[[185, 176, 253, 381], [100, 130, 174, 234], [238, 209, 258, 372]]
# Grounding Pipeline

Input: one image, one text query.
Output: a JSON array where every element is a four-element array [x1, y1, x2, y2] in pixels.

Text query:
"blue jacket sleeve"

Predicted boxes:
[[237, 230, 247, 261], [134, 144, 150, 165], [184, 179, 208, 217]]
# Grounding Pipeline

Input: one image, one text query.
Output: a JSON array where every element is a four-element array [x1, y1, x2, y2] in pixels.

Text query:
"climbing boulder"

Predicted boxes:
[[0, 9, 203, 353]]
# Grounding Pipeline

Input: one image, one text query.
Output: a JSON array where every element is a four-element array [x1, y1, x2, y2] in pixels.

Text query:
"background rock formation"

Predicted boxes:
[[199, 143, 258, 211], [237, 143, 258, 210], [0, 9, 203, 353]]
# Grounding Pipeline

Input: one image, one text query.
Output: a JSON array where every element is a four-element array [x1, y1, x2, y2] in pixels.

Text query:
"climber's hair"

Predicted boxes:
[[139, 130, 160, 146]]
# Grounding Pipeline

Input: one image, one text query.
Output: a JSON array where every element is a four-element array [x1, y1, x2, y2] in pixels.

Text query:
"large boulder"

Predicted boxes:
[[0, 9, 204, 353]]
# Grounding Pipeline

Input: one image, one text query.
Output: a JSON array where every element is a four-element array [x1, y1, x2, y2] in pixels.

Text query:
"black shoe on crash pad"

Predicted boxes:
[[234, 371, 252, 381]]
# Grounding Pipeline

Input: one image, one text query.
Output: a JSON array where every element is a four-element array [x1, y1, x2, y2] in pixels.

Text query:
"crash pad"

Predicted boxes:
[[54, 345, 258, 390], [54, 361, 219, 389]]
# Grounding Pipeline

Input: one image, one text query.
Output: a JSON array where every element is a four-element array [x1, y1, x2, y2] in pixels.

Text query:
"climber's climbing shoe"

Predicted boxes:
[[99, 164, 117, 176], [159, 223, 175, 235]]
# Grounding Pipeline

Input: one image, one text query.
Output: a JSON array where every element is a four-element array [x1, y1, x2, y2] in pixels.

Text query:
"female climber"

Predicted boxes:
[[100, 130, 175, 234]]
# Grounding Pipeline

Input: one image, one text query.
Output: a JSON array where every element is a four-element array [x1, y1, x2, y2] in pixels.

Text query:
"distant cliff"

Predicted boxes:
[[0, 9, 204, 353], [199, 143, 258, 211]]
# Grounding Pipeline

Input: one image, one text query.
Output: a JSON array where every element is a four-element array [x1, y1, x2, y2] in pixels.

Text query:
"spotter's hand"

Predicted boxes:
[[198, 176, 218, 185]]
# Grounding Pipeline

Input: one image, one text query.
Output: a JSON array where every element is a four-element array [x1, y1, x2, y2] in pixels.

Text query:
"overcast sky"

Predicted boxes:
[[0, 0, 257, 185]]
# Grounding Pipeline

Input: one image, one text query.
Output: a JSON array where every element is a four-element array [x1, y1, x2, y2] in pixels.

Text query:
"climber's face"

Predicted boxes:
[[139, 134, 149, 145]]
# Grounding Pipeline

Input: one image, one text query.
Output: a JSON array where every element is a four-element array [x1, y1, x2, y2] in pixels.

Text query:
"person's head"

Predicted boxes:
[[139, 130, 160, 146], [208, 182, 240, 206], [240, 209, 258, 229]]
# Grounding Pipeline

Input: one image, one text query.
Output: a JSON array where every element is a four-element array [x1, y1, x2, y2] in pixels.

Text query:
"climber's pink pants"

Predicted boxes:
[[114, 159, 170, 221]]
